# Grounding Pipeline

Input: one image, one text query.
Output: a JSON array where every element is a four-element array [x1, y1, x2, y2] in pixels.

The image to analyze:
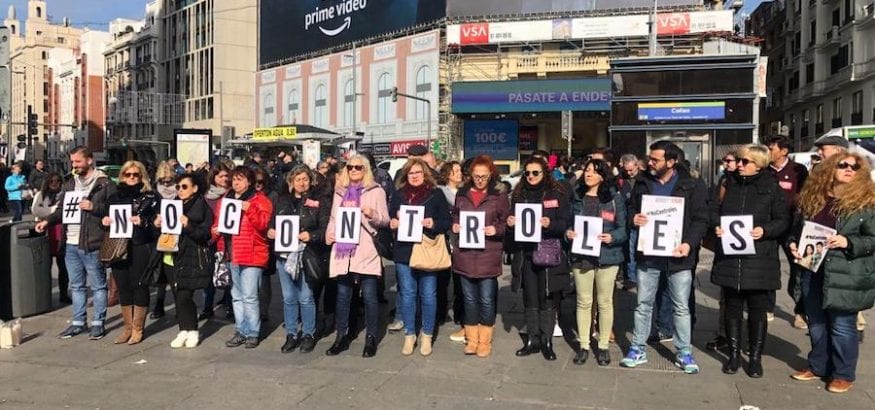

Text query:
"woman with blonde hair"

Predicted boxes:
[[100, 160, 161, 345], [150, 160, 177, 319], [789, 152, 875, 393], [325, 154, 389, 357]]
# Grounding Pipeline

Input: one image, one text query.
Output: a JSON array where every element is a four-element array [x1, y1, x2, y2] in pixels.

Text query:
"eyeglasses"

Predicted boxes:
[[722, 158, 736, 164], [524, 170, 542, 177], [346, 165, 364, 171], [176, 184, 190, 190], [407, 170, 424, 177], [837, 161, 861, 171], [472, 174, 490, 181], [737, 158, 753, 167], [647, 157, 664, 164], [123, 172, 141, 178]]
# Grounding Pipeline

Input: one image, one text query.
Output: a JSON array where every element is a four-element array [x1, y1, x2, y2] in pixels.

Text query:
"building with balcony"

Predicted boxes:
[[748, 0, 789, 140], [780, 0, 875, 148]]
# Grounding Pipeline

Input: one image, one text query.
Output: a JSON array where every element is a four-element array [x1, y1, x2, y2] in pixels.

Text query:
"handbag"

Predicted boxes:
[[302, 247, 327, 282], [362, 223, 394, 259], [156, 233, 179, 252], [213, 251, 231, 288], [99, 234, 129, 264], [532, 238, 562, 267], [409, 233, 451, 272]]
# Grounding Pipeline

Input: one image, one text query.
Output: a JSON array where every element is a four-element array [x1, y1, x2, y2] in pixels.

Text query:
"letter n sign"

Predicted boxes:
[[109, 204, 133, 239], [335, 207, 362, 244]]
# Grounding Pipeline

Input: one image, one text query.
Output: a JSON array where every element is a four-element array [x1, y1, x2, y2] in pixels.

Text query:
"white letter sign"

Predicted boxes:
[[275, 215, 300, 252], [397, 205, 425, 243], [109, 205, 133, 239], [571, 215, 603, 257], [459, 211, 486, 249], [720, 215, 756, 255], [335, 207, 362, 244], [217, 198, 243, 235], [161, 200, 183, 235], [514, 203, 542, 243], [61, 191, 85, 224], [637, 195, 685, 257]]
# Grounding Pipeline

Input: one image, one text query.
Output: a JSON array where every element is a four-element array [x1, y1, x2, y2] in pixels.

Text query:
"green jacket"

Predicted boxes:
[[795, 208, 875, 312]]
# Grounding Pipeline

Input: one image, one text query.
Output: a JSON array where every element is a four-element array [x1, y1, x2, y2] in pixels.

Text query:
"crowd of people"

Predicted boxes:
[[4, 132, 874, 395]]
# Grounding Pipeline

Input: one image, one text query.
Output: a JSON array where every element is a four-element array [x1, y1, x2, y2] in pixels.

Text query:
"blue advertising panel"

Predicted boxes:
[[637, 101, 726, 121], [463, 120, 519, 160], [452, 78, 612, 113]]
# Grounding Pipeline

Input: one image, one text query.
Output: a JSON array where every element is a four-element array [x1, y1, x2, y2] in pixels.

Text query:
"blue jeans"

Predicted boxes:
[[801, 270, 860, 381], [230, 264, 263, 338], [276, 259, 316, 337], [626, 229, 638, 283], [654, 273, 675, 336], [395, 263, 438, 336], [335, 273, 379, 337], [459, 275, 498, 326], [9, 200, 23, 222], [65, 244, 107, 327], [632, 268, 693, 352]]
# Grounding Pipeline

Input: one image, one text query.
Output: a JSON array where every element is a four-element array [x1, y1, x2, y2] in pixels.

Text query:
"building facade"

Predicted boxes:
[[748, 0, 788, 140]]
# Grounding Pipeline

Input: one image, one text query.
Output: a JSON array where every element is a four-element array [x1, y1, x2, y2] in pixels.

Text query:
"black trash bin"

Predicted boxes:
[[0, 221, 53, 320]]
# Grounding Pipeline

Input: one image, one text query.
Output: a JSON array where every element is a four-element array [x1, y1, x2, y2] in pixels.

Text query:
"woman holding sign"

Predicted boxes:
[[100, 160, 160, 345], [451, 155, 509, 358], [211, 166, 273, 349], [710, 145, 789, 377], [508, 156, 571, 361], [267, 165, 330, 354], [324, 155, 389, 358], [566, 159, 627, 366], [389, 158, 452, 357], [789, 153, 875, 393]]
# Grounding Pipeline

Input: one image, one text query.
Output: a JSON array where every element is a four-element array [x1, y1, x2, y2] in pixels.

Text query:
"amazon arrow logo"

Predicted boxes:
[[319, 16, 351, 36]]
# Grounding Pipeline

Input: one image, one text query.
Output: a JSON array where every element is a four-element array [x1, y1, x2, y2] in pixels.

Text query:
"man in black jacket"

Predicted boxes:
[[35, 146, 116, 340], [620, 141, 709, 374]]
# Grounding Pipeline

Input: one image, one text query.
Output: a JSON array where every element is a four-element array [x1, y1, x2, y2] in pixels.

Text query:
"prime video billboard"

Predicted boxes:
[[260, 0, 446, 67], [447, 0, 701, 17]]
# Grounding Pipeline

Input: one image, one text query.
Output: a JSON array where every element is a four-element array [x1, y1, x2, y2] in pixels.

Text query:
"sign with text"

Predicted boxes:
[[397, 205, 425, 243], [637, 101, 726, 121], [514, 203, 542, 243], [161, 200, 184, 235], [61, 191, 85, 224], [571, 216, 603, 257], [795, 221, 836, 273], [275, 216, 301, 252], [463, 120, 519, 160], [720, 215, 756, 256], [452, 78, 612, 114], [637, 195, 685, 257], [217, 199, 243, 235], [108, 205, 134, 239], [458, 211, 486, 249], [335, 207, 362, 244]]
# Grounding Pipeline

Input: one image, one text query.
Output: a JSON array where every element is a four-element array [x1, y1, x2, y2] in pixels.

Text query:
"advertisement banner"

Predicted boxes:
[[260, 0, 446, 67], [637, 102, 726, 121], [519, 126, 539, 151], [390, 140, 426, 156], [463, 120, 519, 161], [253, 126, 298, 141], [452, 79, 611, 113], [174, 129, 211, 168], [447, 0, 701, 17]]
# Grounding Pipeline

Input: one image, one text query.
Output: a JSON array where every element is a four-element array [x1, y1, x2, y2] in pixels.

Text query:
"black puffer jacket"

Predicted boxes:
[[105, 183, 160, 245], [171, 195, 214, 290], [709, 172, 789, 290], [271, 188, 331, 282]]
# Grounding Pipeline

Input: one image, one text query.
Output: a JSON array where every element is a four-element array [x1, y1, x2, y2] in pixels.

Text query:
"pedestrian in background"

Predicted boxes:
[[32, 172, 70, 304], [4, 162, 27, 221]]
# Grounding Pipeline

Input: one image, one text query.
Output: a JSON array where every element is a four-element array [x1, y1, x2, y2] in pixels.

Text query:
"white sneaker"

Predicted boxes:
[[170, 331, 189, 348], [553, 323, 563, 337], [185, 331, 200, 348]]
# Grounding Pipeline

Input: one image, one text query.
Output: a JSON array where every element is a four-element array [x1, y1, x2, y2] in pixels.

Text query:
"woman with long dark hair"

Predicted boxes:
[[201, 160, 235, 320], [32, 172, 70, 304], [508, 156, 571, 361]]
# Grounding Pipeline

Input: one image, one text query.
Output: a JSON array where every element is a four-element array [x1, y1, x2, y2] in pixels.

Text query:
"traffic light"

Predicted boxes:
[[27, 105, 38, 137], [16, 134, 26, 149], [391, 87, 398, 103]]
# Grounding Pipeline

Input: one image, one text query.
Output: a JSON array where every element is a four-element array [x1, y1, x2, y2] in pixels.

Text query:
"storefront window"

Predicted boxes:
[[613, 69, 754, 97]]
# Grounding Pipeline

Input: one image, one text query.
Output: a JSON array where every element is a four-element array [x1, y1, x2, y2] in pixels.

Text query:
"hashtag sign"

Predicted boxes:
[[62, 192, 84, 224]]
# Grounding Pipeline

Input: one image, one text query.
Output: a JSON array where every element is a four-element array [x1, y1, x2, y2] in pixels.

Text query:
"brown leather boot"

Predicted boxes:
[[128, 305, 147, 345], [107, 275, 119, 307], [476, 325, 493, 358], [464, 324, 479, 355], [114, 305, 133, 344]]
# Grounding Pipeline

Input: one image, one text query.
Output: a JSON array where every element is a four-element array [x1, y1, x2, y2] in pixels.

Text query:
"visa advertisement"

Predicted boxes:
[[637, 101, 726, 121], [452, 78, 612, 114], [463, 120, 519, 160], [260, 0, 446, 67]]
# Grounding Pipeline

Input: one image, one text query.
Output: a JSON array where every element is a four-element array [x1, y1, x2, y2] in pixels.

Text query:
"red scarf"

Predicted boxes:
[[402, 183, 431, 205]]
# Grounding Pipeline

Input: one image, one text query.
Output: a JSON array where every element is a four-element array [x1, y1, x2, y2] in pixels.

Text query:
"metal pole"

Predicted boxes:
[[351, 43, 360, 147], [219, 80, 224, 157], [426, 100, 431, 151], [649, 0, 658, 56]]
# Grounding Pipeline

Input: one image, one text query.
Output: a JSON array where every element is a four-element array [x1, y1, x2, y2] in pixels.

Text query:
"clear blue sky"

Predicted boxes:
[[3, 0, 149, 30]]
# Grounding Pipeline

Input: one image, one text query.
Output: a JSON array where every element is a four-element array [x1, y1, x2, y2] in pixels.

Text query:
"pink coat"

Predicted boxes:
[[326, 182, 389, 277]]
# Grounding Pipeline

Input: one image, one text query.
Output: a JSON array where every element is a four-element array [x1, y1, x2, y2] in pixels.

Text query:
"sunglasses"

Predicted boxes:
[[346, 165, 364, 171], [737, 158, 753, 166], [123, 172, 141, 178], [837, 162, 861, 171], [176, 184, 191, 190], [524, 170, 542, 177]]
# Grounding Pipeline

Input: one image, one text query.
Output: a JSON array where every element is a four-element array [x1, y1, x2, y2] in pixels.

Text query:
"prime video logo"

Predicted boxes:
[[304, 0, 368, 36]]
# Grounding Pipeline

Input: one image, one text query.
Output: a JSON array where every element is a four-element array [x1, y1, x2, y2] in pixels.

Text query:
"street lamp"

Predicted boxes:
[[342, 43, 366, 146]]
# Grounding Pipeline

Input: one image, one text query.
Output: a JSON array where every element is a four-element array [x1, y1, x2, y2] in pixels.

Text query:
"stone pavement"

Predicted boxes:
[[1, 252, 874, 409]]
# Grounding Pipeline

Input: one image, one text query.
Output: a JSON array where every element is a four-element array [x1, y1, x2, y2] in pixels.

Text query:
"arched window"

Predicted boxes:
[[377, 73, 391, 124], [343, 79, 354, 127], [414, 65, 432, 121], [36, 7, 42, 18], [287, 89, 299, 124], [263, 92, 275, 127], [314, 84, 327, 128]]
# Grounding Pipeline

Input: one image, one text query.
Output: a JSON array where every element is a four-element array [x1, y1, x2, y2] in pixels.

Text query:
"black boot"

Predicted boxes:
[[362, 335, 378, 358], [747, 315, 767, 378], [541, 334, 557, 361], [325, 333, 350, 356], [516, 308, 541, 356], [722, 317, 741, 374], [281, 332, 301, 353], [150, 300, 165, 319]]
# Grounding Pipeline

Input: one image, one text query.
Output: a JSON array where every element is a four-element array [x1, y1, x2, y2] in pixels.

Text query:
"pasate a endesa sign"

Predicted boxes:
[[452, 78, 611, 114]]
